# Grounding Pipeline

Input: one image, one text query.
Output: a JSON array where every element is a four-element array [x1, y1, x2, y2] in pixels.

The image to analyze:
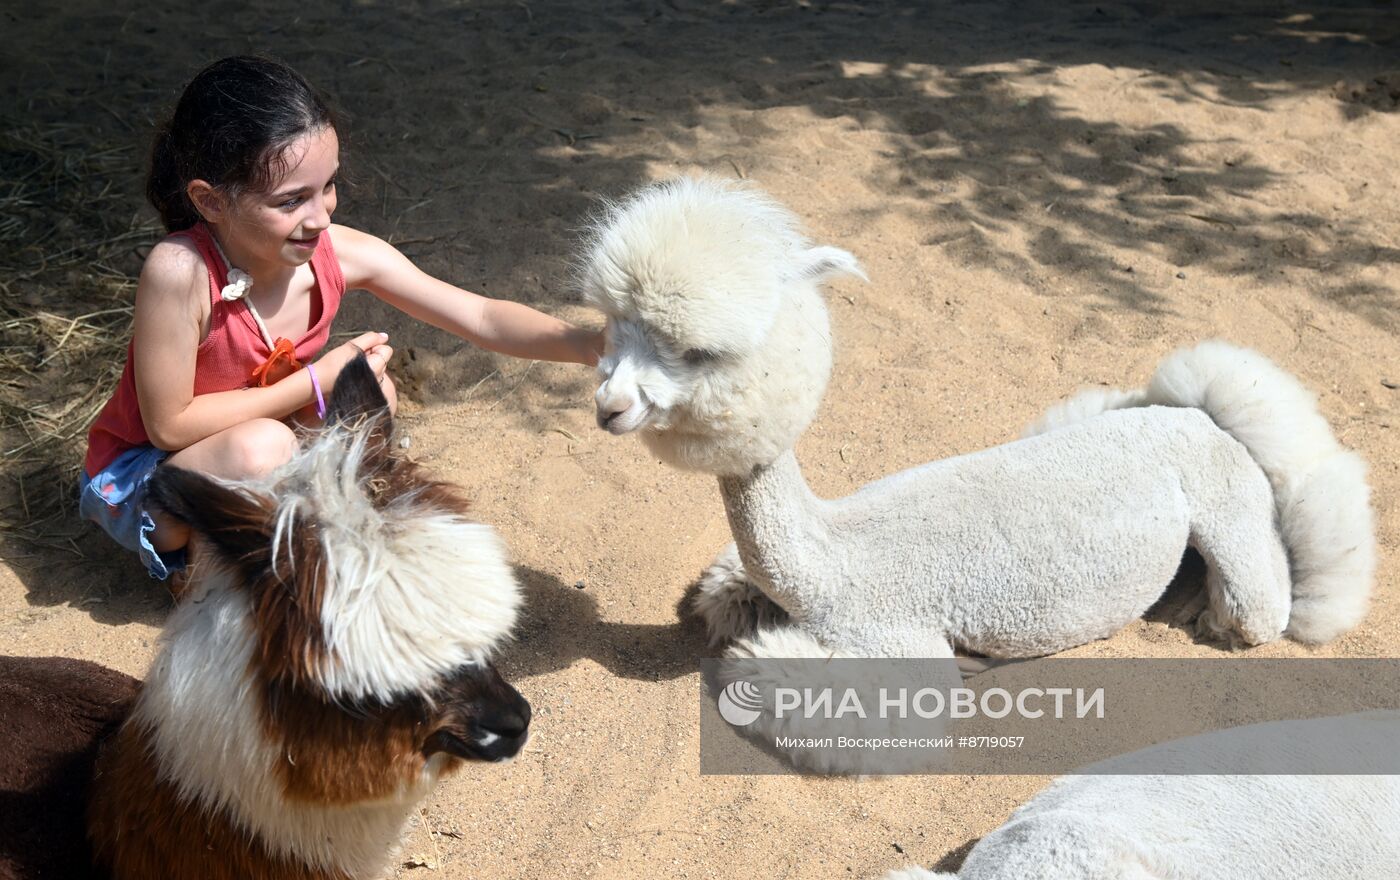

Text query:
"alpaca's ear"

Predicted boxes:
[[323, 352, 394, 477], [796, 246, 867, 284], [146, 465, 274, 573], [324, 352, 391, 427]]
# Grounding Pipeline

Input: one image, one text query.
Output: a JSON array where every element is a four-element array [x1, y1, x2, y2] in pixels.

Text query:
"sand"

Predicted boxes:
[[2, 2, 1397, 877]]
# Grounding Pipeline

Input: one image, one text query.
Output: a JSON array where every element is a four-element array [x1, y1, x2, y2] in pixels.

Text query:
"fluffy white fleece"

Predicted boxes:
[[1022, 341, 1375, 644], [584, 176, 858, 475], [883, 712, 1400, 880], [580, 177, 1375, 665]]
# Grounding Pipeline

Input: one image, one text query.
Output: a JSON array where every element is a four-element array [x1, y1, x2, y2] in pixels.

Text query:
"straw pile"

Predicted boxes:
[[0, 120, 157, 558]]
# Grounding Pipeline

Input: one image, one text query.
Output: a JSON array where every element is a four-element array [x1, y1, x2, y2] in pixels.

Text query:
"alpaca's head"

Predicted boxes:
[[579, 176, 863, 475], [139, 356, 528, 832]]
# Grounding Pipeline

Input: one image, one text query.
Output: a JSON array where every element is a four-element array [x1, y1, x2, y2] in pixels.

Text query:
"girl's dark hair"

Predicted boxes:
[[147, 56, 338, 232]]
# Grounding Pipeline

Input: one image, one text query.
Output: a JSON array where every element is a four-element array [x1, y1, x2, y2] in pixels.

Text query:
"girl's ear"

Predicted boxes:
[[186, 179, 227, 223]]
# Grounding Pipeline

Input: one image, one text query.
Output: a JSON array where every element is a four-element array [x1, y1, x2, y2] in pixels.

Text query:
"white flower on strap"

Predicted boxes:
[[220, 268, 254, 302], [209, 237, 275, 349]]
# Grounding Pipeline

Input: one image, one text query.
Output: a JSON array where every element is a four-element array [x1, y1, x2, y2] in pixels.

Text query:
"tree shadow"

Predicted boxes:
[[5, 0, 1399, 622], [7, 0, 1397, 337]]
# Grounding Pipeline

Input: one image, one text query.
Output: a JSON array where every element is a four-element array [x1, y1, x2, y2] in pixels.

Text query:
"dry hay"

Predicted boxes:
[[0, 119, 158, 557]]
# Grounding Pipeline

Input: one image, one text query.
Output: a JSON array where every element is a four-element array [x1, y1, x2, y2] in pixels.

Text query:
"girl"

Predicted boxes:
[[81, 55, 602, 582]]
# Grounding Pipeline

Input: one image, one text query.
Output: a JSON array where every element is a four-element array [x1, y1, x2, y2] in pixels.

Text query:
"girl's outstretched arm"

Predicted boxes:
[[133, 239, 390, 451], [332, 225, 603, 366]]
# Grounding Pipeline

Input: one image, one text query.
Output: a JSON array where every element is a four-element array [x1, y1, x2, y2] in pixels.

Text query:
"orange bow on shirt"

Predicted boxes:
[[250, 337, 303, 387]]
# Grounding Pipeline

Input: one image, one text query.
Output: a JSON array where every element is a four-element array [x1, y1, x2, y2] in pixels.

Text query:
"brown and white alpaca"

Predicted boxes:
[[1, 354, 529, 880]]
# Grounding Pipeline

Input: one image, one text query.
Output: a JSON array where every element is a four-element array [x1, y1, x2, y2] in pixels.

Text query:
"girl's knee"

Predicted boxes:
[[228, 419, 297, 477]]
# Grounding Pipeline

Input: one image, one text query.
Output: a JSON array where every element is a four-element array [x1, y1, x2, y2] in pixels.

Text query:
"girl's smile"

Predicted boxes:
[[289, 231, 322, 252], [258, 126, 339, 266]]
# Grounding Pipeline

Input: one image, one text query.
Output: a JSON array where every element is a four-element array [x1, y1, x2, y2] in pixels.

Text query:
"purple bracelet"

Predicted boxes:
[[307, 364, 327, 419]]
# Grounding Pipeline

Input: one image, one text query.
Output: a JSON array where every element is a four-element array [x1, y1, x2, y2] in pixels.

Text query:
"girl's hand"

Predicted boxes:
[[313, 331, 394, 394]]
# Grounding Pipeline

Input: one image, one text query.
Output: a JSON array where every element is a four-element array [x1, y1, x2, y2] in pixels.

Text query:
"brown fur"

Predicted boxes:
[[267, 684, 452, 805], [80, 355, 528, 878], [363, 452, 474, 520], [87, 723, 353, 880], [249, 518, 331, 694], [265, 659, 530, 805], [245, 462, 472, 697], [242, 456, 482, 806], [0, 656, 137, 880]]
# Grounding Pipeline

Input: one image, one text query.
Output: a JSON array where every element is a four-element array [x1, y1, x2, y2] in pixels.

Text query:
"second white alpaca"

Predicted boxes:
[[883, 712, 1400, 880], [580, 177, 1375, 661]]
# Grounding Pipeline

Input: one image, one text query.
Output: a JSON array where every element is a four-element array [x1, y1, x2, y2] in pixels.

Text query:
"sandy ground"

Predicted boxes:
[[3, 2, 1398, 877]]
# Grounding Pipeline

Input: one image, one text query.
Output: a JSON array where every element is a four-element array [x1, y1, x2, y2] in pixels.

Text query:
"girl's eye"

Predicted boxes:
[[323, 177, 337, 192], [280, 196, 304, 210]]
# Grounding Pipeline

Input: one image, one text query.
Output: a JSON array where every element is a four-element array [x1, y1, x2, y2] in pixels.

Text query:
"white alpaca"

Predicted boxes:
[[579, 177, 1375, 663], [882, 712, 1400, 880]]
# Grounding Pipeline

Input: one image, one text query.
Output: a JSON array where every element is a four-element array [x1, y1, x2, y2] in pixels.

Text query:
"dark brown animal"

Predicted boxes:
[[0, 656, 137, 880]]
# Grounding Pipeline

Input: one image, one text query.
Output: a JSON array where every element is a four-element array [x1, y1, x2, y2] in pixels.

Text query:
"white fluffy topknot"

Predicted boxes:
[[579, 177, 809, 354], [578, 176, 864, 475]]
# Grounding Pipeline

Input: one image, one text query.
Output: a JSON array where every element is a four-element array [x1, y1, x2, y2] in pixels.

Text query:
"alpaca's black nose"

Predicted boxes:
[[478, 689, 531, 741], [466, 668, 531, 759], [466, 686, 530, 761], [423, 664, 534, 762]]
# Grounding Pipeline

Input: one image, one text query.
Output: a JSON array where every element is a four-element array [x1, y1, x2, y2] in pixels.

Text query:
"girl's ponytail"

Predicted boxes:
[[146, 125, 200, 232]]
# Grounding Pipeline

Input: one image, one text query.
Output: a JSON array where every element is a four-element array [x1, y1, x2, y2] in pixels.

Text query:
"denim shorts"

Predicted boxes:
[[78, 445, 187, 581]]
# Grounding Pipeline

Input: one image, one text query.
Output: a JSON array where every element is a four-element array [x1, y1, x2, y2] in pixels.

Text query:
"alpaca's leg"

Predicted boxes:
[[692, 543, 788, 645], [1168, 586, 1211, 629], [723, 622, 841, 661], [720, 624, 960, 775], [881, 869, 957, 879], [955, 851, 1163, 880], [1186, 473, 1291, 648]]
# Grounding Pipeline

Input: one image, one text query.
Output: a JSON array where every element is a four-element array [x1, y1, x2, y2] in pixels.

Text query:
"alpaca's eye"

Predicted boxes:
[[683, 348, 720, 365]]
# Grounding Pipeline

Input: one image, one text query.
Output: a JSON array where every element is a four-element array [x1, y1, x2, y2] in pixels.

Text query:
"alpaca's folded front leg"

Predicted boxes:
[[692, 543, 789, 645], [1166, 582, 1211, 630], [719, 623, 961, 775], [850, 624, 957, 660]]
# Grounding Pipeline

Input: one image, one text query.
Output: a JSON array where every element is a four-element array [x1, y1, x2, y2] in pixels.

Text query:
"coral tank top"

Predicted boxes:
[[84, 223, 345, 475]]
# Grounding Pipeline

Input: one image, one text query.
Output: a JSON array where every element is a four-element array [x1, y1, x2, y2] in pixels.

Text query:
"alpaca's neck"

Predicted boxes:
[[100, 584, 425, 880], [91, 718, 422, 880], [718, 448, 832, 619]]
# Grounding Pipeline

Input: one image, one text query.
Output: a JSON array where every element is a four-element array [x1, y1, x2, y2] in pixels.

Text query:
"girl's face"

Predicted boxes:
[[225, 126, 340, 267]]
